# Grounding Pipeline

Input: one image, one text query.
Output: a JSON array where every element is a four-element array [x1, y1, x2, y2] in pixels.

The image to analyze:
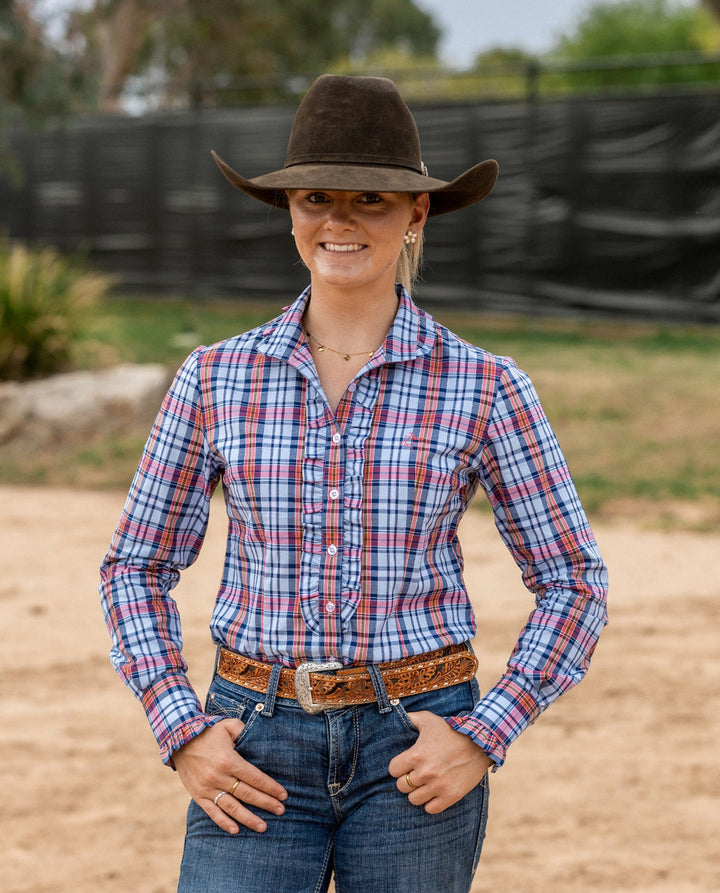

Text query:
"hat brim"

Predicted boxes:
[[211, 151, 498, 217]]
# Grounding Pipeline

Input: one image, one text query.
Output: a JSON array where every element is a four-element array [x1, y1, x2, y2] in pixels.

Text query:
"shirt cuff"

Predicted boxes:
[[139, 671, 222, 766], [160, 714, 225, 768], [445, 671, 541, 768]]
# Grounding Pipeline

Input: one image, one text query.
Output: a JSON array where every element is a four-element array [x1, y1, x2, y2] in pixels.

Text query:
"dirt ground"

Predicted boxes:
[[1, 485, 718, 892]]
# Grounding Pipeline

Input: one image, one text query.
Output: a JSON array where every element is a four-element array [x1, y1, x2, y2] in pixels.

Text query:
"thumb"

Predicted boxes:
[[218, 716, 246, 740], [405, 709, 432, 731]]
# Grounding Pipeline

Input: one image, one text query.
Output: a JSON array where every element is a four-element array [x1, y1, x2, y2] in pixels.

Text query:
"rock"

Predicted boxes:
[[0, 365, 171, 446]]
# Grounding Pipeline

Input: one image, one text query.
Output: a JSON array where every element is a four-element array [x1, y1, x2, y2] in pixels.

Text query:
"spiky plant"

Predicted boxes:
[[0, 238, 113, 380]]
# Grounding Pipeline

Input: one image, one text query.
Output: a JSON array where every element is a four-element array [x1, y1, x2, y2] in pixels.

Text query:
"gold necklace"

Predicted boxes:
[[304, 330, 379, 362]]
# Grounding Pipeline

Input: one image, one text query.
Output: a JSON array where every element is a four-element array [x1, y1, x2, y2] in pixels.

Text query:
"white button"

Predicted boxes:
[[332, 433, 341, 444], [347, 383, 356, 393], [327, 544, 337, 556], [326, 602, 336, 614], [329, 489, 339, 500], [254, 703, 264, 712]]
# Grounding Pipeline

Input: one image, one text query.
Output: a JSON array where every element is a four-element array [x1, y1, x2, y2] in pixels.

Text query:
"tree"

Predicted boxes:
[[63, 0, 441, 110], [702, 0, 720, 24], [550, 0, 720, 89], [0, 0, 75, 115], [468, 47, 540, 98]]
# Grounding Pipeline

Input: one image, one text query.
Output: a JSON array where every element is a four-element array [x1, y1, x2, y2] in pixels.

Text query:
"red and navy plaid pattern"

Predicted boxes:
[[100, 287, 608, 766]]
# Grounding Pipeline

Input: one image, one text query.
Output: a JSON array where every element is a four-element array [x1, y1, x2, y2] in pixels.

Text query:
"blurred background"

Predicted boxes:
[[2, 6, 719, 892], [2, 0, 720, 317], [1, 0, 719, 520]]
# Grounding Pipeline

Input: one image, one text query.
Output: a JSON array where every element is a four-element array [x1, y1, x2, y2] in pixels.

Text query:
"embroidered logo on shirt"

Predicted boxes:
[[401, 432, 418, 451]]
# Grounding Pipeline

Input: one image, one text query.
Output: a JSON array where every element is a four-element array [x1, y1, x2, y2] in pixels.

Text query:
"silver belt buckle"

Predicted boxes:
[[294, 661, 343, 714]]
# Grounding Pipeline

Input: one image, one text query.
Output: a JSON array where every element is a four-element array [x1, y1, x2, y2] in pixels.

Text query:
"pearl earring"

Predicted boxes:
[[291, 227, 295, 235], [403, 230, 418, 246]]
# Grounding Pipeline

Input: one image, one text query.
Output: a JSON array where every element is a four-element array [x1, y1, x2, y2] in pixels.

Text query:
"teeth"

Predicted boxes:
[[323, 243, 363, 252]]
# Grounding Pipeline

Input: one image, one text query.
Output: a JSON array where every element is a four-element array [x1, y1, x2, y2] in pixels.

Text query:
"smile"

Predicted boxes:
[[322, 242, 365, 253]]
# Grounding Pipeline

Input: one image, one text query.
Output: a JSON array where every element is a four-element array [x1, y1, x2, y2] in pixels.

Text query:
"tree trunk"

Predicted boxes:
[[95, 0, 150, 112], [701, 0, 720, 25]]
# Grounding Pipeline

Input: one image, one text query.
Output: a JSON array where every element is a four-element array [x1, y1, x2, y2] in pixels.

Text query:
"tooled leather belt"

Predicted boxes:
[[216, 643, 478, 714]]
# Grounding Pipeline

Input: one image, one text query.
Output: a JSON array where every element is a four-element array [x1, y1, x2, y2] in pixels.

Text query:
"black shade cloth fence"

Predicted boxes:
[[1, 89, 719, 322]]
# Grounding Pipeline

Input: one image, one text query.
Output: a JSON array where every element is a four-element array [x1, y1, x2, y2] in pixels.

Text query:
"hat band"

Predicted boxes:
[[285, 155, 427, 175]]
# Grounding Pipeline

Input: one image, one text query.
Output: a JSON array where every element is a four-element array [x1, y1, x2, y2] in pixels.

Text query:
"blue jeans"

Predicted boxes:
[[178, 657, 489, 893]]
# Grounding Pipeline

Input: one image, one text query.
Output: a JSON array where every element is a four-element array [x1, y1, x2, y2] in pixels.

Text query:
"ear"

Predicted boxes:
[[410, 192, 430, 230]]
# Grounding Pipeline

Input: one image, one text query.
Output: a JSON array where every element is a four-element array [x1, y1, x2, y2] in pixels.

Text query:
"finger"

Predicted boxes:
[[396, 769, 420, 794], [388, 750, 414, 780], [419, 789, 463, 814], [230, 758, 288, 804], [388, 710, 435, 779], [397, 772, 436, 807], [224, 776, 287, 816], [222, 717, 247, 740], [205, 793, 268, 834]]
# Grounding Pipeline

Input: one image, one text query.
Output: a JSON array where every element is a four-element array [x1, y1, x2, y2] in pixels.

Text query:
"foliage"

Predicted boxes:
[[0, 238, 113, 381], [465, 47, 541, 99], [703, 0, 720, 25], [63, 0, 440, 110], [5, 0, 720, 113], [550, 0, 720, 90], [0, 1, 90, 117]]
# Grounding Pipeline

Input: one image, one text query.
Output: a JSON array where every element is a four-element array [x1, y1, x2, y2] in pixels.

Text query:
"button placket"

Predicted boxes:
[[299, 392, 332, 632], [321, 416, 345, 638]]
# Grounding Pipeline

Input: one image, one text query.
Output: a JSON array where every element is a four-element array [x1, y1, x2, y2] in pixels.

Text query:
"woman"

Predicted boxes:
[[100, 74, 608, 893]]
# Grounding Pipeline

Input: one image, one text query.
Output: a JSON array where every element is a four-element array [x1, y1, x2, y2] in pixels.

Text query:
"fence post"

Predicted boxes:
[[522, 62, 542, 302], [525, 60, 541, 104]]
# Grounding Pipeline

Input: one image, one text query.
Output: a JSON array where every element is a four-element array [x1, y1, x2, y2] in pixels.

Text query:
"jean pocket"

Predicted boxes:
[[205, 677, 256, 722], [391, 698, 420, 734]]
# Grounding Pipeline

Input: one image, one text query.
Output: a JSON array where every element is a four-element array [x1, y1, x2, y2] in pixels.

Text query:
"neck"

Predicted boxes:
[[302, 281, 400, 352]]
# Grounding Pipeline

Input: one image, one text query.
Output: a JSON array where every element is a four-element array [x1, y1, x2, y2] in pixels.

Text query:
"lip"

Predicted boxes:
[[321, 242, 365, 253]]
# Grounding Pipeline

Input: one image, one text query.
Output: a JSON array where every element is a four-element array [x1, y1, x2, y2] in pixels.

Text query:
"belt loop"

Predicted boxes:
[[367, 664, 392, 715], [213, 646, 223, 677], [261, 665, 282, 717]]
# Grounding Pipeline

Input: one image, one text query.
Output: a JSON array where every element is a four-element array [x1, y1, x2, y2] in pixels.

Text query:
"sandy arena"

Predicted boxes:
[[1, 485, 718, 892]]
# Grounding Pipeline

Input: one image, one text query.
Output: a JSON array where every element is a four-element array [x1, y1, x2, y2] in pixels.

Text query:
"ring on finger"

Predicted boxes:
[[405, 772, 419, 791], [229, 779, 240, 797], [213, 790, 229, 806]]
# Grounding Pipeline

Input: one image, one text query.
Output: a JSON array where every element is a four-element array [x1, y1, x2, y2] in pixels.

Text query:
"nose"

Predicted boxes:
[[324, 198, 355, 229]]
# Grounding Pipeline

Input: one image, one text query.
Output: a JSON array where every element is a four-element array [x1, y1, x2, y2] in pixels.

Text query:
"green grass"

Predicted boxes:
[[77, 295, 285, 369], [6, 294, 720, 531]]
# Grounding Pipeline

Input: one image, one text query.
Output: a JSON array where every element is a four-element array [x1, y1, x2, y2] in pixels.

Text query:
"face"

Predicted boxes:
[[287, 189, 429, 295]]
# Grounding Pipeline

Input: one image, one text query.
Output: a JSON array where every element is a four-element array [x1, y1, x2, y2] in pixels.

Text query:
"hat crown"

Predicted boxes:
[[284, 74, 424, 174]]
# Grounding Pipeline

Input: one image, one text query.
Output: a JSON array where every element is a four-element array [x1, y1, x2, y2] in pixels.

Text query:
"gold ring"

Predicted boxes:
[[405, 772, 418, 790], [229, 779, 240, 797]]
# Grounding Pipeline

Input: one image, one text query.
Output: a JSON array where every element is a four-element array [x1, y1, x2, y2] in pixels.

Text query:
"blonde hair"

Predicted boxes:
[[395, 230, 424, 293]]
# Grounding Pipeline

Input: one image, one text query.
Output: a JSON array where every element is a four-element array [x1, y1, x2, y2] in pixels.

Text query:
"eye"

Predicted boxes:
[[358, 193, 383, 204], [305, 192, 330, 204]]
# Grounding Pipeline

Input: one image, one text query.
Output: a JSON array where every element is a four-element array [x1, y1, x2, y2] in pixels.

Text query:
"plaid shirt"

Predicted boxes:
[[100, 287, 608, 766]]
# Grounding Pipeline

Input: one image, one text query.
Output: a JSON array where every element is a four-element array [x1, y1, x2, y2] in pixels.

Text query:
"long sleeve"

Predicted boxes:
[[446, 361, 609, 766], [99, 349, 225, 763]]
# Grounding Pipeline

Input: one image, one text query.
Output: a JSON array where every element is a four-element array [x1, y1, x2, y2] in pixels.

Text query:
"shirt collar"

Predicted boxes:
[[258, 285, 436, 365]]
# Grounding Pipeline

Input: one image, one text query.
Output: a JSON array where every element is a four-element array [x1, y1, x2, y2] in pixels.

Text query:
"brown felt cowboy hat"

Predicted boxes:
[[211, 74, 498, 216]]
